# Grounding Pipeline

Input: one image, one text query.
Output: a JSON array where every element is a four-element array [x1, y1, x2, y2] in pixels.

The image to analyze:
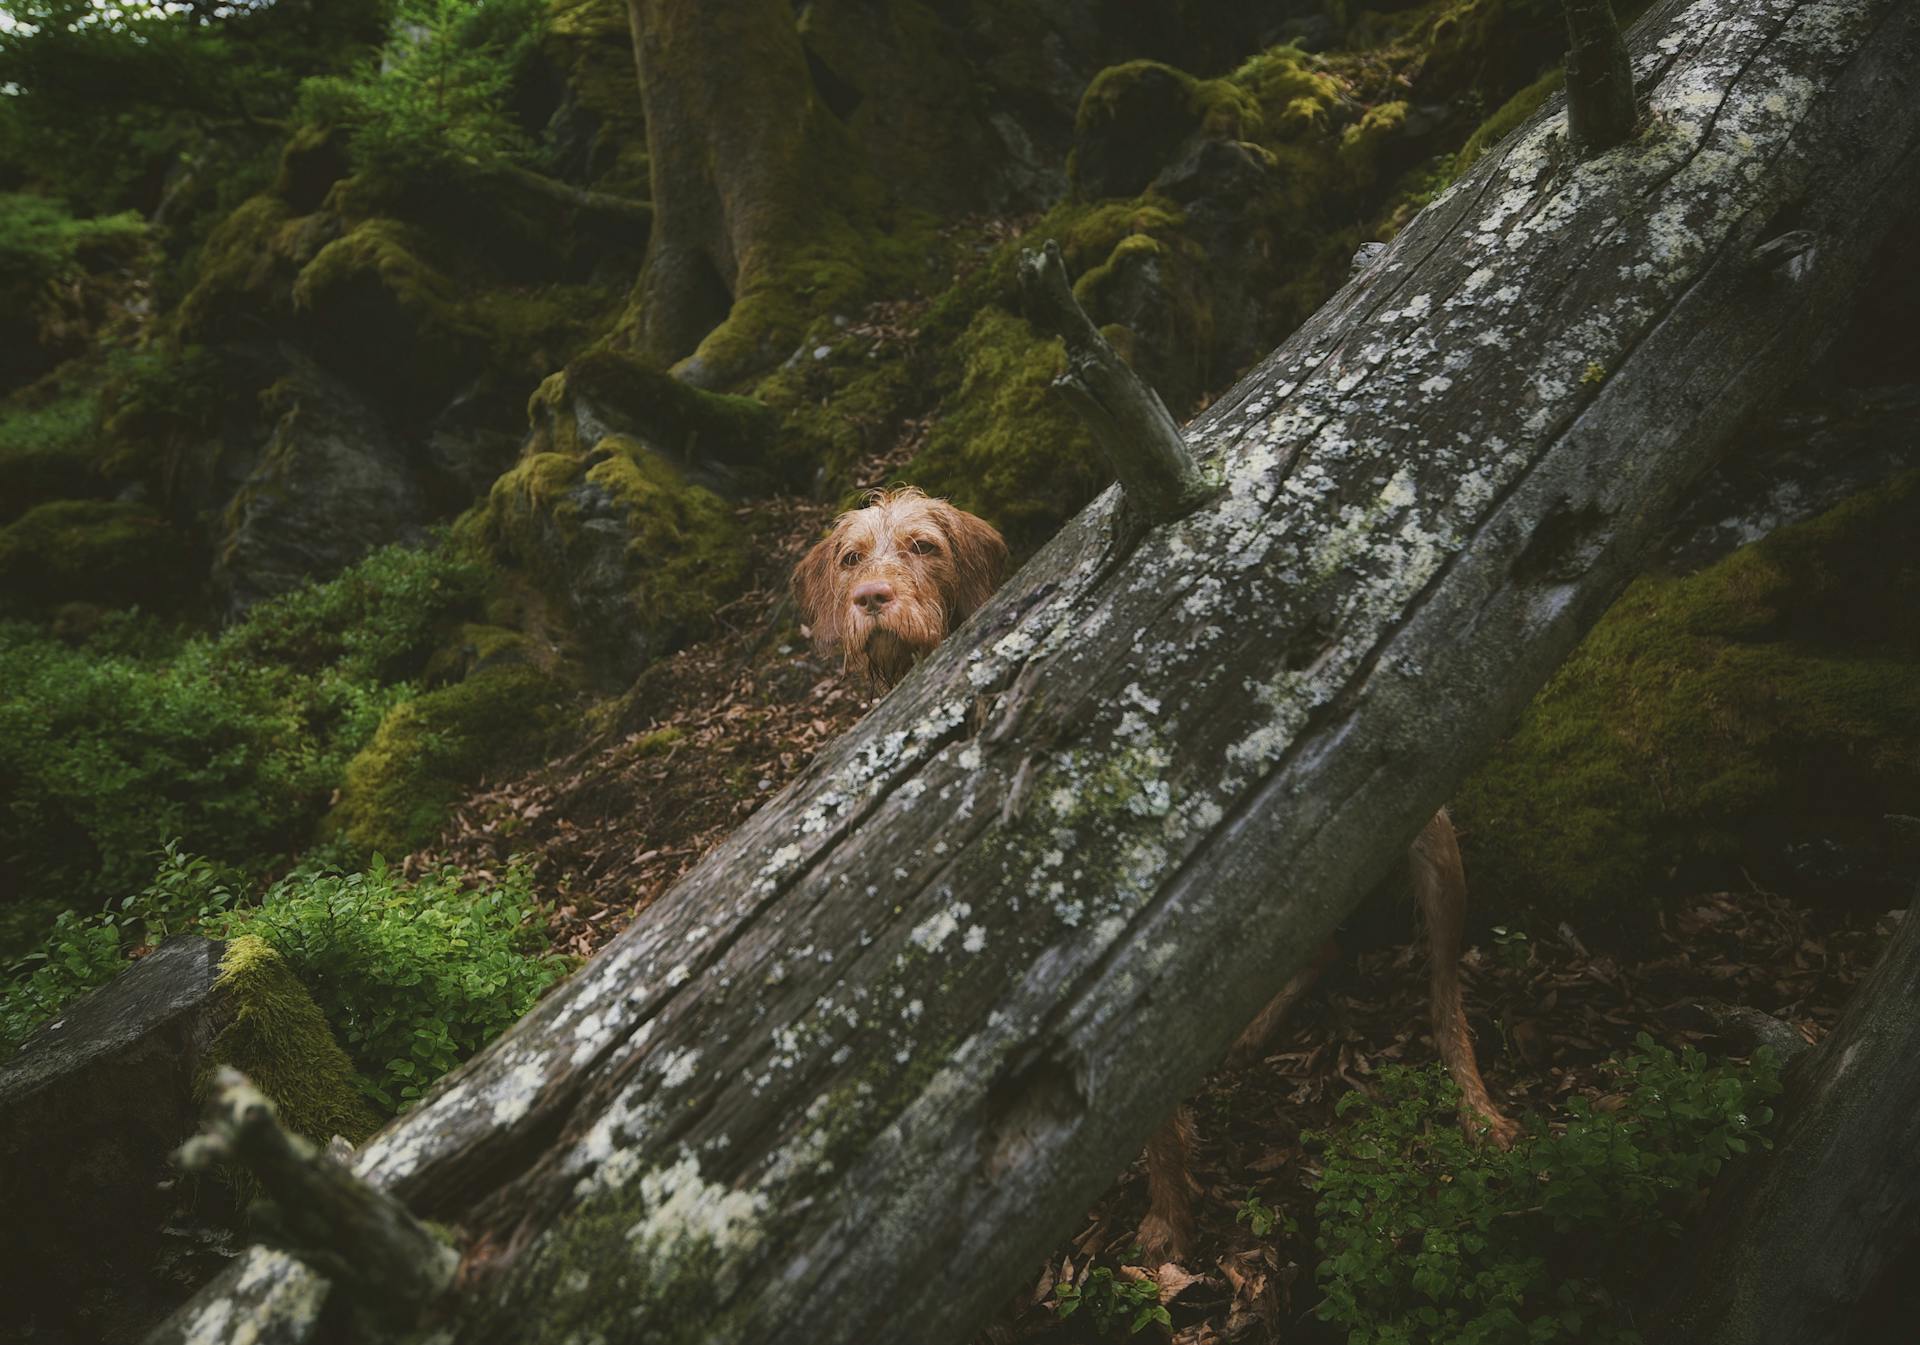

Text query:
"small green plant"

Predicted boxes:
[[1309, 1040, 1781, 1343], [1052, 1266, 1171, 1337], [1236, 1187, 1289, 1239], [1490, 924, 1532, 971], [0, 909, 125, 1052], [295, 0, 547, 179]]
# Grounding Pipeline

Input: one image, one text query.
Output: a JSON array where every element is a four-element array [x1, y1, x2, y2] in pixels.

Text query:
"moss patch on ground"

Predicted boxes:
[[1455, 477, 1920, 943], [0, 499, 194, 614], [0, 390, 104, 517], [329, 664, 567, 857], [209, 934, 383, 1147]]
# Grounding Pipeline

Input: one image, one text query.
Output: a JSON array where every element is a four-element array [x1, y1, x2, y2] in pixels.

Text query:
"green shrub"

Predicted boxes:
[[4, 844, 567, 1117], [1309, 1041, 1781, 1344], [1050, 1265, 1171, 1338], [0, 541, 484, 908], [214, 856, 570, 1110], [0, 192, 146, 290], [295, 0, 548, 180], [0, 389, 102, 513]]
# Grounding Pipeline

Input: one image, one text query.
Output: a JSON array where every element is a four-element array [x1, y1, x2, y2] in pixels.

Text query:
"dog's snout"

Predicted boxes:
[[851, 581, 895, 614]]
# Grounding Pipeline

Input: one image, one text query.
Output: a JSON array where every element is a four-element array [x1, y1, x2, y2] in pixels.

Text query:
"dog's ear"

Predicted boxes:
[[932, 500, 1008, 623], [792, 525, 846, 653]]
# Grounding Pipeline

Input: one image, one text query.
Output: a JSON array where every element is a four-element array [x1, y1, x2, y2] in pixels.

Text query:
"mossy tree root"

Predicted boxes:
[[1016, 240, 1209, 523]]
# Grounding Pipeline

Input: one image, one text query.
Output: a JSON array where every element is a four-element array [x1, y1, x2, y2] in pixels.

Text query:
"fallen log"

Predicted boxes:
[[145, 0, 1920, 1339], [1656, 905, 1920, 1345]]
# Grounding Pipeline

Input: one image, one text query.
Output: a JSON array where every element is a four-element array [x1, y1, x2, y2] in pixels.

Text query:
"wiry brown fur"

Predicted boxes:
[[792, 492, 1512, 1263], [793, 488, 1008, 687]]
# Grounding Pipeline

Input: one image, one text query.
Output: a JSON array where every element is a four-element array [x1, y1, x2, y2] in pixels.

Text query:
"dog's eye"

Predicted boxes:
[[909, 538, 940, 556], [840, 551, 863, 568]]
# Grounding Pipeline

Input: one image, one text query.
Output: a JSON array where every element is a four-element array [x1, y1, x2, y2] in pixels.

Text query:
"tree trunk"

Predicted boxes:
[[145, 0, 1920, 1340], [621, 0, 875, 386], [1656, 905, 1920, 1345]]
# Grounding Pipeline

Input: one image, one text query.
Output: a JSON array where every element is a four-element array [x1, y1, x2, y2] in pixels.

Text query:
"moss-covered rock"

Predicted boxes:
[[466, 431, 749, 680], [0, 390, 104, 519], [1456, 477, 1920, 943], [329, 664, 566, 857], [1070, 59, 1262, 200], [208, 935, 382, 1147], [0, 499, 194, 614], [907, 307, 1103, 552]]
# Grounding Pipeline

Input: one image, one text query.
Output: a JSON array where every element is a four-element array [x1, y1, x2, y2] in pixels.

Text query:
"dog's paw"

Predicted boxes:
[[1135, 1209, 1196, 1266]]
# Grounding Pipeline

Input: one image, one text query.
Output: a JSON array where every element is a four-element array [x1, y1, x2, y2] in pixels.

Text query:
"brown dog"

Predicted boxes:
[[792, 487, 1008, 686], [794, 488, 1514, 1261]]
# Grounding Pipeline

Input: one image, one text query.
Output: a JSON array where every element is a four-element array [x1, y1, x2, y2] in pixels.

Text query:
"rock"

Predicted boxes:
[[213, 350, 428, 616], [0, 939, 231, 1345]]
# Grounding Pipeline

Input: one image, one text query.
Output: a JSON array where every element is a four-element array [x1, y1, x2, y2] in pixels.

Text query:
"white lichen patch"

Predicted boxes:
[[491, 1057, 549, 1127], [179, 1250, 326, 1345], [624, 1152, 767, 1291]]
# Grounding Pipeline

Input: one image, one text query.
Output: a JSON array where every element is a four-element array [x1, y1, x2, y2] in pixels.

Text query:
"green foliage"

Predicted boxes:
[[0, 541, 484, 908], [1236, 1188, 1291, 1239], [296, 0, 549, 180], [0, 192, 146, 288], [1309, 1041, 1781, 1344], [2, 842, 566, 1122], [0, 387, 102, 512], [0, 0, 385, 218], [0, 907, 124, 1053], [1052, 1266, 1172, 1338], [214, 856, 570, 1111]]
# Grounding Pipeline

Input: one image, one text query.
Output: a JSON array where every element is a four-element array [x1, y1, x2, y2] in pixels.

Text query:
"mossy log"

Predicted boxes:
[[144, 0, 1920, 1341], [1655, 904, 1920, 1344]]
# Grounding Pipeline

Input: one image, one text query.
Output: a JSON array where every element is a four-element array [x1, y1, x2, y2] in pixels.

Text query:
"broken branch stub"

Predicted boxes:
[[1017, 239, 1210, 522], [1563, 0, 1640, 154], [176, 1068, 457, 1329]]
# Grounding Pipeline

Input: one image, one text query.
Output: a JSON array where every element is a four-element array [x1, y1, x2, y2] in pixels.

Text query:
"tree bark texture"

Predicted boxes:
[[622, 0, 869, 384], [1657, 906, 1920, 1345], [146, 0, 1920, 1340]]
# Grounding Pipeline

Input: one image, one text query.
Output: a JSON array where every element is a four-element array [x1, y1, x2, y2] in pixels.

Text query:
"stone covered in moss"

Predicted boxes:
[[0, 499, 194, 614], [1455, 478, 1920, 943], [329, 663, 566, 857], [0, 389, 104, 518], [209, 935, 382, 1147], [905, 307, 1103, 552], [466, 429, 749, 680]]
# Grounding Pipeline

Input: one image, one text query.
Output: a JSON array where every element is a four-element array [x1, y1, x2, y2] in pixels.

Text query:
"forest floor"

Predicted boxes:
[[411, 449, 1896, 1345]]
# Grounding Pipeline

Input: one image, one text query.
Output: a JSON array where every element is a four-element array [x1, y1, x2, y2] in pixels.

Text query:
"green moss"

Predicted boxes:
[[1455, 67, 1562, 173], [467, 433, 748, 661], [329, 664, 564, 857], [1230, 44, 1346, 138], [208, 934, 383, 1147], [175, 193, 302, 338], [1456, 477, 1920, 942], [0, 499, 194, 614], [905, 307, 1103, 553], [563, 349, 785, 486], [0, 390, 102, 516]]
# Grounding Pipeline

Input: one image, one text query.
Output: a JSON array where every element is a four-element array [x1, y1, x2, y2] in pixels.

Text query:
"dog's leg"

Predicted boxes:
[[1226, 938, 1340, 1068], [1137, 1105, 1199, 1262], [1411, 809, 1519, 1147]]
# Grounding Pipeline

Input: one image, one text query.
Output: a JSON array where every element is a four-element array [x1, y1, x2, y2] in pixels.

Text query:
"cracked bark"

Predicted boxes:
[[144, 0, 1920, 1340]]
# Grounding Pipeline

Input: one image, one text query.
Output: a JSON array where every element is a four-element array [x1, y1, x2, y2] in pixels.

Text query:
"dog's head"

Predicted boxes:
[[793, 487, 1007, 687]]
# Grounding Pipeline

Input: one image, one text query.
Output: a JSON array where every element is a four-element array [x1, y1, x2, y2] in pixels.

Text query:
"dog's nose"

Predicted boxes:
[[851, 581, 894, 614]]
